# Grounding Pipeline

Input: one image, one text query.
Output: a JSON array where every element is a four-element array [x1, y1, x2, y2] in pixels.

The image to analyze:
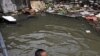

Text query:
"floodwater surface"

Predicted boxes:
[[0, 13, 100, 56]]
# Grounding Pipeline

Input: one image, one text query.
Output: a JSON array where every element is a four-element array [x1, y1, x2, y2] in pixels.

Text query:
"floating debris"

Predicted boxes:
[[85, 30, 91, 33], [2, 16, 16, 22]]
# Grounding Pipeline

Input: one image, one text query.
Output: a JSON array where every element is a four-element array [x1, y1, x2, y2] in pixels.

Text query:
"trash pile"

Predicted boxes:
[[45, 1, 100, 30], [46, 2, 83, 17]]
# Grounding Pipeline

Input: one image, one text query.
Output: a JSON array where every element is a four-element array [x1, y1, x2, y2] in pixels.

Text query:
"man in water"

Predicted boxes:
[[35, 49, 48, 56]]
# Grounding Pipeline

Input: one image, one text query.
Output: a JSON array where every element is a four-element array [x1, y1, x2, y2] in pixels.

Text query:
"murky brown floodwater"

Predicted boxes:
[[0, 13, 100, 56]]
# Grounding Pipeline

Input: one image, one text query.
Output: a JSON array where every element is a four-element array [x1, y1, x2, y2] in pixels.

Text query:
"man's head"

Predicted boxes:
[[35, 49, 48, 56]]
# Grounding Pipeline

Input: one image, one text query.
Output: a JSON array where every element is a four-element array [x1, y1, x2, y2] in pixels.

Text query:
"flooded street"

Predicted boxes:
[[0, 13, 100, 56]]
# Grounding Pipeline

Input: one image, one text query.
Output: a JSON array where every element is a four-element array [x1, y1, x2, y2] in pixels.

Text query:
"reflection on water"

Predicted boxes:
[[0, 14, 100, 56]]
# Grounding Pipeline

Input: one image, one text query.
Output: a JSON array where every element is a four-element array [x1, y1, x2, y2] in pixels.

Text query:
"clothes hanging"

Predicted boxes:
[[1, 0, 17, 13]]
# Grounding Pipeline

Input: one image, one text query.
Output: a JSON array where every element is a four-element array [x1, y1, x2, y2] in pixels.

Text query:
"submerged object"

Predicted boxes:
[[2, 16, 16, 22]]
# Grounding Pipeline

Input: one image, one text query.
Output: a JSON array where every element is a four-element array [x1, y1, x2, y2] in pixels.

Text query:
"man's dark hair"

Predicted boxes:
[[35, 49, 46, 56]]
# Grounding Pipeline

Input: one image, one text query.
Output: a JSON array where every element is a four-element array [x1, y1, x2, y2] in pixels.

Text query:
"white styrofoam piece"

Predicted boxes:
[[2, 16, 16, 22]]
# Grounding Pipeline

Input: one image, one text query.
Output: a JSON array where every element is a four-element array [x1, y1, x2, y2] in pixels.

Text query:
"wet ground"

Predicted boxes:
[[0, 13, 100, 56]]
